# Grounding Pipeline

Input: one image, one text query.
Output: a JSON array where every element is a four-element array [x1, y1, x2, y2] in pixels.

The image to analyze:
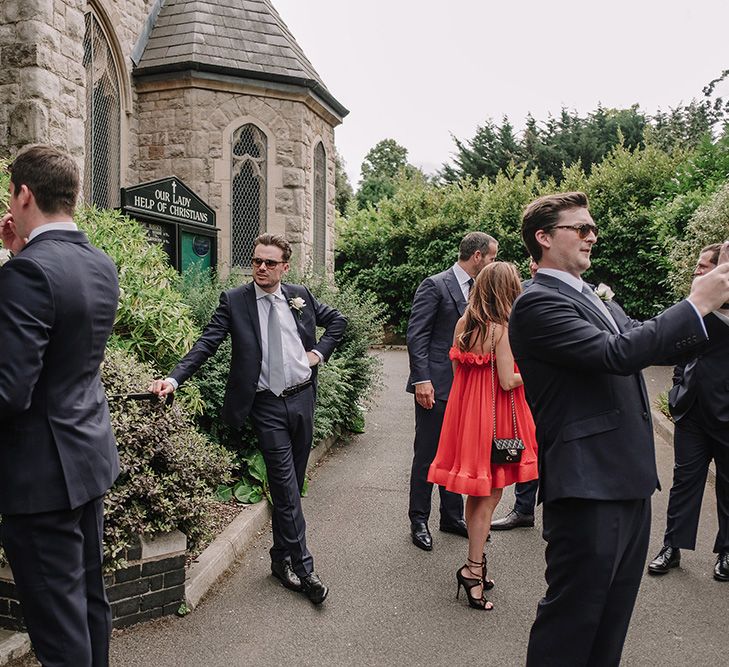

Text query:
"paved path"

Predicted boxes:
[[25, 352, 727, 666]]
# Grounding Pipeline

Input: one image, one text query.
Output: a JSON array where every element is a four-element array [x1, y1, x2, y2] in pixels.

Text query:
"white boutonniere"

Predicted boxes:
[[289, 296, 306, 317], [594, 283, 615, 301], [0, 249, 11, 267]]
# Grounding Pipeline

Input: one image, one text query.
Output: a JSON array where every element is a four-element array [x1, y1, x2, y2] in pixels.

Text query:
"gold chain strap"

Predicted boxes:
[[490, 325, 519, 440]]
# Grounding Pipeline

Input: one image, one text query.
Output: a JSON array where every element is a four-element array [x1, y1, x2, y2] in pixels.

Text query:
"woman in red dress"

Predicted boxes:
[[428, 261, 538, 610]]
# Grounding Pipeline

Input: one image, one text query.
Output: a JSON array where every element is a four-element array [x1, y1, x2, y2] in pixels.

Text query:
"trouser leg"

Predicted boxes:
[[2, 502, 101, 667], [664, 415, 712, 550], [586, 499, 651, 667], [707, 421, 729, 553], [409, 399, 463, 525], [251, 391, 314, 577], [526, 498, 647, 667], [514, 480, 539, 516]]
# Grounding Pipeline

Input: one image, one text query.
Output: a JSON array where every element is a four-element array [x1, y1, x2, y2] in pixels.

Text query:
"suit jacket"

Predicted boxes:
[[170, 281, 347, 428], [406, 267, 467, 401], [0, 230, 120, 515], [669, 312, 729, 423], [509, 273, 706, 503]]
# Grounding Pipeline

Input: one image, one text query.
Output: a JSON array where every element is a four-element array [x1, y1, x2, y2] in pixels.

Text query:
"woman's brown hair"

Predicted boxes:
[[457, 261, 522, 351]]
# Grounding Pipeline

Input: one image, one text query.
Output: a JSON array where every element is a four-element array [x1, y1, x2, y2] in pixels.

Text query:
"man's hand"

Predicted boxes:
[[0, 213, 26, 255], [149, 379, 175, 397], [414, 381, 435, 409], [688, 257, 729, 316], [306, 351, 321, 367]]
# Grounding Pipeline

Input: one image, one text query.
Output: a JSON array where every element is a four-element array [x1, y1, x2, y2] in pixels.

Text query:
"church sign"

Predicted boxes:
[[121, 177, 218, 273]]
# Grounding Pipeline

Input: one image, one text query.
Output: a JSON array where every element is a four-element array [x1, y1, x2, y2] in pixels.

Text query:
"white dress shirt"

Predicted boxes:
[[254, 283, 312, 391], [28, 221, 78, 241], [452, 262, 472, 302]]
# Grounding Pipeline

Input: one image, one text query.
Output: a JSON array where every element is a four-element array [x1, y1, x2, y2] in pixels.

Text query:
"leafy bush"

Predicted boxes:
[[102, 347, 233, 571], [76, 206, 200, 377], [667, 181, 729, 297]]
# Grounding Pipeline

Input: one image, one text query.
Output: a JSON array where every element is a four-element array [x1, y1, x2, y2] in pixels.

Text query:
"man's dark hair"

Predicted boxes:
[[254, 233, 292, 262], [522, 191, 589, 261], [458, 231, 496, 261], [701, 243, 722, 266], [8, 144, 80, 216]]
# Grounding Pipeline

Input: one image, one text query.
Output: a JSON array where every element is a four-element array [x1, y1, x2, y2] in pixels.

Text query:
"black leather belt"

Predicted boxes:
[[279, 380, 313, 397]]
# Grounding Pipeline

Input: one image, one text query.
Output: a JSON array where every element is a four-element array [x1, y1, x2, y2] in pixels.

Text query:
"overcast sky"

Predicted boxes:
[[272, 0, 729, 187]]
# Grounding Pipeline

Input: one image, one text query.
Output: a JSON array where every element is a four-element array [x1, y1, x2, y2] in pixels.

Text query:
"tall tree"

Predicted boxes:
[[356, 139, 415, 208]]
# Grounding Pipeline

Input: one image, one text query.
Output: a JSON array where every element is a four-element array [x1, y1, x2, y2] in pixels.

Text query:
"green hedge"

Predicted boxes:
[[337, 135, 729, 330]]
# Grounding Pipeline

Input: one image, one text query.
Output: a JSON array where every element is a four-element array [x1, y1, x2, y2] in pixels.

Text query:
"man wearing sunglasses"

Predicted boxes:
[[150, 233, 346, 604], [509, 192, 729, 667]]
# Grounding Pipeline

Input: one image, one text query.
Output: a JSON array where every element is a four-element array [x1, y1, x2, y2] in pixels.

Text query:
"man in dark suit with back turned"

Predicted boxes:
[[648, 243, 729, 581], [0, 145, 120, 666], [406, 231, 498, 550], [509, 192, 729, 666], [151, 233, 346, 604]]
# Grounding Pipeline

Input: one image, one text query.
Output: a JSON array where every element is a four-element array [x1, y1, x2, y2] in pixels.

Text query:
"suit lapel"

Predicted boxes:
[[244, 283, 262, 352], [536, 275, 616, 333], [444, 268, 467, 315]]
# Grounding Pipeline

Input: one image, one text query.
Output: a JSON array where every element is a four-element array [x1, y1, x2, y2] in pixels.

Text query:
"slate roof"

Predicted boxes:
[[135, 0, 347, 118]]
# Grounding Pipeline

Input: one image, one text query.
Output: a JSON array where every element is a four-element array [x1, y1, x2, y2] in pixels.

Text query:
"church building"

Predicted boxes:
[[0, 0, 347, 274]]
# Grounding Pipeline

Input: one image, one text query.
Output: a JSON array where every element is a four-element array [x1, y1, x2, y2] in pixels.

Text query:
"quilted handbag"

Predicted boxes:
[[489, 326, 525, 464]]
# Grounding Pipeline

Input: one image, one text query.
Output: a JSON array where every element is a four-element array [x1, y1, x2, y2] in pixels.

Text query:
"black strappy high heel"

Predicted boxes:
[[455, 558, 494, 610]]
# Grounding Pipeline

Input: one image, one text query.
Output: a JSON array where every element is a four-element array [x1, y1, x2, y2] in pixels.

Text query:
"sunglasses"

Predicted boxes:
[[252, 257, 286, 268], [550, 223, 598, 239]]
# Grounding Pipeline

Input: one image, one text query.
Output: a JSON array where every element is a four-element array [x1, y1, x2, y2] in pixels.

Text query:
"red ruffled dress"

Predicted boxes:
[[427, 346, 538, 496]]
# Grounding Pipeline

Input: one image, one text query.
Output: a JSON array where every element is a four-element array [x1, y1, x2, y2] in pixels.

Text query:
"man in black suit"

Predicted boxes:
[[648, 243, 729, 581], [406, 231, 498, 550], [509, 192, 729, 666], [0, 145, 120, 666], [151, 233, 346, 604]]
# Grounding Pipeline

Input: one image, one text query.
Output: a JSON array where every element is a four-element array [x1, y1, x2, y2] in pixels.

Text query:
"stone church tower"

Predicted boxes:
[[0, 0, 347, 274]]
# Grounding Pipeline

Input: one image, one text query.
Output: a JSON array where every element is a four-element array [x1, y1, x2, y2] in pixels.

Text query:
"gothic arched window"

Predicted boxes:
[[83, 11, 121, 208], [313, 142, 327, 270], [231, 124, 267, 267]]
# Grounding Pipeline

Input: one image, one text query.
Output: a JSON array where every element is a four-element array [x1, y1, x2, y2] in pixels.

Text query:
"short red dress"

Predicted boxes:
[[427, 346, 538, 496]]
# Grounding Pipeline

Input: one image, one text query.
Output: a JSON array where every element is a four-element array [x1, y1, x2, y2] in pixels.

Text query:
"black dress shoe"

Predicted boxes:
[[648, 545, 681, 575], [714, 551, 729, 581], [490, 509, 534, 531], [411, 522, 433, 551], [440, 519, 468, 538], [271, 560, 302, 591], [300, 573, 329, 604]]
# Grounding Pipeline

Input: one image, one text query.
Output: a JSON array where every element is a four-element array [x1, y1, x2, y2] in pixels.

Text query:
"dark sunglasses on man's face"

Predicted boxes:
[[252, 257, 286, 268], [550, 223, 598, 239]]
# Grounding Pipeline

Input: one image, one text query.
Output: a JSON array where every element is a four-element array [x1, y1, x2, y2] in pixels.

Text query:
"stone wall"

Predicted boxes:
[[134, 78, 338, 274], [0, 0, 86, 160]]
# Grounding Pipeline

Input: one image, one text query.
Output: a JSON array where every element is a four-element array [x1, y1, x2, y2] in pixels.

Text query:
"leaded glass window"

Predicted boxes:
[[231, 124, 267, 267], [83, 12, 121, 208], [313, 142, 326, 270]]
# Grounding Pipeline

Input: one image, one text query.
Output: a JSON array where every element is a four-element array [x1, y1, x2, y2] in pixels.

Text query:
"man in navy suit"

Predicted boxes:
[[648, 243, 729, 581], [509, 192, 729, 666], [151, 233, 346, 604], [0, 145, 120, 666], [406, 231, 498, 550]]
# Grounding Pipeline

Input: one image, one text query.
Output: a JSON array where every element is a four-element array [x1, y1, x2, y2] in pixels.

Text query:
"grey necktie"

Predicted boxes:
[[581, 284, 619, 332], [266, 294, 286, 395]]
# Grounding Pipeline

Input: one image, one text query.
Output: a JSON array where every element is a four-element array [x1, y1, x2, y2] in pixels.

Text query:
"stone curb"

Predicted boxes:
[[0, 630, 30, 666], [185, 432, 340, 610], [0, 434, 340, 666]]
